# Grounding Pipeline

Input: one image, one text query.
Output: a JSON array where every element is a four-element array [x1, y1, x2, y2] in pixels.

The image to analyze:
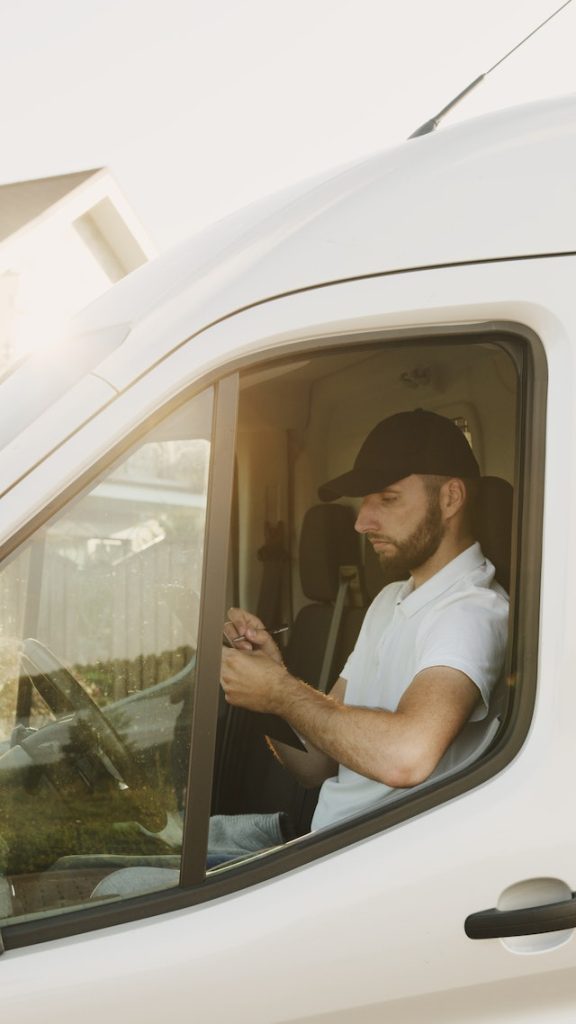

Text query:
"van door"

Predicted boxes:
[[1, 256, 576, 1023]]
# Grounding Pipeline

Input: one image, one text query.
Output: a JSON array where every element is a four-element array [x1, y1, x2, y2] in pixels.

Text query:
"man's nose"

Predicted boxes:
[[355, 496, 376, 533]]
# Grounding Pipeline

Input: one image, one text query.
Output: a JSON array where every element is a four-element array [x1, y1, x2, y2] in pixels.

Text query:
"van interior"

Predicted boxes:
[[213, 336, 517, 833]]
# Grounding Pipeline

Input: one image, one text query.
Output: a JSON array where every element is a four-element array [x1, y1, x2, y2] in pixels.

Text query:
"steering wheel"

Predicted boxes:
[[17, 638, 166, 831]]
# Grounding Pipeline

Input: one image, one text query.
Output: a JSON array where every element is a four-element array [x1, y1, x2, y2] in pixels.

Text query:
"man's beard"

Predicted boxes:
[[371, 498, 445, 585]]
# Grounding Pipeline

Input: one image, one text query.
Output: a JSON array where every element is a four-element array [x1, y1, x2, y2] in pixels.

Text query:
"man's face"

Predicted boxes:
[[355, 474, 445, 581]]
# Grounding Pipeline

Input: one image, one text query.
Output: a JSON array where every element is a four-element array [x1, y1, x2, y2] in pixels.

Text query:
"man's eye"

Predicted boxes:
[[380, 494, 397, 504]]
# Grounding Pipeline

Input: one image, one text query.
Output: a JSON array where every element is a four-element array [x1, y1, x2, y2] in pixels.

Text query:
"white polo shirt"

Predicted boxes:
[[311, 542, 509, 831]]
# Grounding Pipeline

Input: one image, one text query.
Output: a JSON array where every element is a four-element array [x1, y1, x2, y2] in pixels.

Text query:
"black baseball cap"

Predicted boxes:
[[318, 409, 480, 502]]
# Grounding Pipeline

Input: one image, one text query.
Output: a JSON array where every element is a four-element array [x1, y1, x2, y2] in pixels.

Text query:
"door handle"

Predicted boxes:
[[465, 893, 576, 939]]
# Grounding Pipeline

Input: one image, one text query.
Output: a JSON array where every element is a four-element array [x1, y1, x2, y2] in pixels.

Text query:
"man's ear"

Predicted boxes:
[[440, 478, 466, 521]]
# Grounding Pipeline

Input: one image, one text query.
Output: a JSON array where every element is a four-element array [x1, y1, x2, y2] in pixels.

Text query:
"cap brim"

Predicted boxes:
[[318, 466, 403, 502]]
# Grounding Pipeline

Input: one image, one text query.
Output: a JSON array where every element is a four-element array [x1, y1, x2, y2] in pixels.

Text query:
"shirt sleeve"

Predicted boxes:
[[413, 589, 509, 719]]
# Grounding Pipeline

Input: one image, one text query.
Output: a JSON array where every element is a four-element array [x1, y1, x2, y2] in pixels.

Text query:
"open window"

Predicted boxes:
[[211, 333, 523, 853]]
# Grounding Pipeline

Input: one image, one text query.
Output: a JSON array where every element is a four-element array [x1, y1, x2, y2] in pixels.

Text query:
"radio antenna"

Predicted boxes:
[[409, 0, 574, 139]]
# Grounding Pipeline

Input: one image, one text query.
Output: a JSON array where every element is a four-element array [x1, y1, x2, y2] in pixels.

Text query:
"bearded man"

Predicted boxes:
[[218, 409, 508, 856]]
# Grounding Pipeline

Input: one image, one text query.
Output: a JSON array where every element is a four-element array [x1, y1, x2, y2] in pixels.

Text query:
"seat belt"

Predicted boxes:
[[317, 565, 357, 693], [256, 520, 288, 631]]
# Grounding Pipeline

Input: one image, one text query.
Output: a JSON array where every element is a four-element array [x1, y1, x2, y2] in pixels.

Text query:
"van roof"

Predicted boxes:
[[72, 92, 576, 345]]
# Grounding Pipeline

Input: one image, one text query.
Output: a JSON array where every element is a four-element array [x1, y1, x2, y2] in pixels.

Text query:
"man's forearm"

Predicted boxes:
[[220, 648, 415, 786], [268, 673, 421, 788]]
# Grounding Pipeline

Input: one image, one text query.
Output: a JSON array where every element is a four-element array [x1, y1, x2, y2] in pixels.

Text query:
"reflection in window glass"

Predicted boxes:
[[0, 387, 213, 923]]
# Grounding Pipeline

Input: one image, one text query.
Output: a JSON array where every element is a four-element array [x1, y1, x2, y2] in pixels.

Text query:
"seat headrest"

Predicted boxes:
[[475, 476, 513, 592], [299, 504, 361, 602]]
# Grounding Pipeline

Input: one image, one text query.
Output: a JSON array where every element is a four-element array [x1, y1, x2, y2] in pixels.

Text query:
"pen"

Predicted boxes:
[[223, 623, 289, 644]]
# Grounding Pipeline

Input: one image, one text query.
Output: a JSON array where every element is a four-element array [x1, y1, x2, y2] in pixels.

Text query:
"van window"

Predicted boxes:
[[0, 387, 213, 923], [211, 338, 518, 860]]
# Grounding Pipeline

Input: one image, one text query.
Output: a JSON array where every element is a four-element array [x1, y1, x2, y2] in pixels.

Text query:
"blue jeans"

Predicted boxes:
[[206, 812, 288, 867]]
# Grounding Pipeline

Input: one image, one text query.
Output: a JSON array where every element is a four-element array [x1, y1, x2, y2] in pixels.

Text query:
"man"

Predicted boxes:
[[217, 409, 508, 855]]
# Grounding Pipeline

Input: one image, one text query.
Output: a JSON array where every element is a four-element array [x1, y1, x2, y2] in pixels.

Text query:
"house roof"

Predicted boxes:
[[0, 169, 103, 243]]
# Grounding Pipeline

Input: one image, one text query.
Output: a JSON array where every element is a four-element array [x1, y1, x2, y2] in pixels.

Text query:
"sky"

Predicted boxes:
[[1, 0, 575, 252]]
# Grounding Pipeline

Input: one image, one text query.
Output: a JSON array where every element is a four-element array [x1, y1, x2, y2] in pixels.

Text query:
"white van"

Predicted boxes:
[[0, 93, 575, 1022]]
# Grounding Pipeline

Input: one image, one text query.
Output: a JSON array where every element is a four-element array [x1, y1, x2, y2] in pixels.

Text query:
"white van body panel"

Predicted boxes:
[[1, 96, 575, 1021], [3, 724, 576, 1024], [0, 375, 116, 500]]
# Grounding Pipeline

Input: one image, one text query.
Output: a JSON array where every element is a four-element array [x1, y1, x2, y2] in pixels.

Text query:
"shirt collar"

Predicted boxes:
[[396, 542, 486, 618]]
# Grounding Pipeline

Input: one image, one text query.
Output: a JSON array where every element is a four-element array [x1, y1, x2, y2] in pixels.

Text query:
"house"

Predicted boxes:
[[0, 168, 157, 367]]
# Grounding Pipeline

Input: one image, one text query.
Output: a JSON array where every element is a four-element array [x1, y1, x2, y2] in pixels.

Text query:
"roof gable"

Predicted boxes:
[[0, 169, 102, 243]]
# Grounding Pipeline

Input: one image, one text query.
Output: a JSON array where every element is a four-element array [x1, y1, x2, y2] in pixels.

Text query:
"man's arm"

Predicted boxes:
[[220, 649, 480, 789], [267, 677, 346, 788]]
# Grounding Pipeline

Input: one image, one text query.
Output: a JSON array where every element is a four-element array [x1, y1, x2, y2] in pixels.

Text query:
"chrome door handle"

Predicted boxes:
[[465, 893, 576, 939]]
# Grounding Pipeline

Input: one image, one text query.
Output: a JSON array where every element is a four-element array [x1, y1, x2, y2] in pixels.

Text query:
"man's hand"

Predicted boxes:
[[220, 648, 288, 713], [223, 607, 284, 664], [221, 611, 345, 787]]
